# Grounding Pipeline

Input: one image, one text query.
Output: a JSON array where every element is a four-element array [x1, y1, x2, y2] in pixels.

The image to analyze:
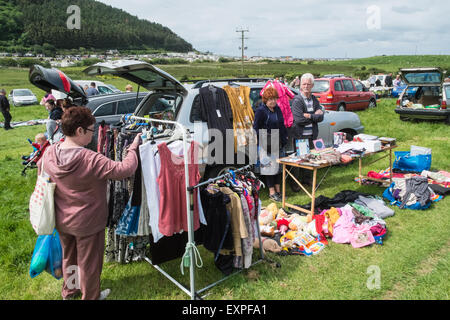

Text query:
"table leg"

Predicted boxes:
[[389, 148, 393, 185], [311, 168, 317, 217], [359, 157, 362, 185], [282, 164, 286, 209]]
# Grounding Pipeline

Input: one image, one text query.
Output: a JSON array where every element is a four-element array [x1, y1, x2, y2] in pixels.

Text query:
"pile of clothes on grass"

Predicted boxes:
[[382, 170, 447, 210], [256, 190, 395, 257]]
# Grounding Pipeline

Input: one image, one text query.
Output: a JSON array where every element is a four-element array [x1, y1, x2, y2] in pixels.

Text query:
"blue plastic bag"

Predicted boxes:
[[46, 230, 63, 279], [393, 151, 431, 173], [29, 229, 63, 279], [29, 234, 52, 278]]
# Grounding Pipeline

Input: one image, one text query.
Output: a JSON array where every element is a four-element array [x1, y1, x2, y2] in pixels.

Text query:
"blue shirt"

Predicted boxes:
[[86, 87, 99, 96]]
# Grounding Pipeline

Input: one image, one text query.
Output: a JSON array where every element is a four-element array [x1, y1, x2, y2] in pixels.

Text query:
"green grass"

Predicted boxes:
[[0, 59, 449, 300]]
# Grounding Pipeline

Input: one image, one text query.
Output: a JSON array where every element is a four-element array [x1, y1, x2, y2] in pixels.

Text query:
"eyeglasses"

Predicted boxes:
[[84, 127, 95, 133]]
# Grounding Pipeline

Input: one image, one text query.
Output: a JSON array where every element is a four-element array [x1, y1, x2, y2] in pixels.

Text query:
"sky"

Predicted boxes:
[[96, 0, 450, 59]]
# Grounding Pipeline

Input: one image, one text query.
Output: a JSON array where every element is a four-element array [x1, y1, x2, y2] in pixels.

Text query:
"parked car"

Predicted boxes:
[[83, 60, 365, 178], [311, 75, 376, 111], [28, 65, 147, 150], [394, 67, 449, 123], [74, 80, 122, 95], [8, 88, 38, 106]]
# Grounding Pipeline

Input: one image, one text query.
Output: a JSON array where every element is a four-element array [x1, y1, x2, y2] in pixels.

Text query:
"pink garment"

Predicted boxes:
[[39, 141, 139, 237], [97, 123, 110, 154], [439, 171, 450, 178], [350, 225, 375, 248], [261, 80, 295, 127], [332, 206, 356, 244], [157, 141, 201, 236]]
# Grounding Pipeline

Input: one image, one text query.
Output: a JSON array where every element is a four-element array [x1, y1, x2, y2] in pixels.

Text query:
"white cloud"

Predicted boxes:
[[96, 0, 450, 58]]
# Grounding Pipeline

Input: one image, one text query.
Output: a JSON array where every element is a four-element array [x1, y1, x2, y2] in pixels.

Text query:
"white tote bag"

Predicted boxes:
[[29, 156, 56, 235]]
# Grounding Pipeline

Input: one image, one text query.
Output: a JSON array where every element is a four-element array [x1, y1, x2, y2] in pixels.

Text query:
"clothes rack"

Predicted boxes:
[[124, 115, 265, 300]]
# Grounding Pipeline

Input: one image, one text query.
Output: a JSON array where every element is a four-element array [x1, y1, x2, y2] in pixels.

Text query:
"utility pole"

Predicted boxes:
[[236, 28, 249, 76]]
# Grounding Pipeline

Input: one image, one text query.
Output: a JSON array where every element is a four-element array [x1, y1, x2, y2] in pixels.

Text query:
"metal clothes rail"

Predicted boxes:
[[126, 115, 265, 300]]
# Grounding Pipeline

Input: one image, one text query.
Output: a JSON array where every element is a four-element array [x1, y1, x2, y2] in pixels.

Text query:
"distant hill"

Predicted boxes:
[[0, 0, 193, 52]]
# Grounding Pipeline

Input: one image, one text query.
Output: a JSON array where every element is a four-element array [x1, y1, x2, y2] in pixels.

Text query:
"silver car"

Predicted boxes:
[[8, 89, 38, 106], [84, 60, 365, 176]]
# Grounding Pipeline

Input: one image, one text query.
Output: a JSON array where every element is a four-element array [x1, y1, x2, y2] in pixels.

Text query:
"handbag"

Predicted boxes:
[[29, 155, 56, 235]]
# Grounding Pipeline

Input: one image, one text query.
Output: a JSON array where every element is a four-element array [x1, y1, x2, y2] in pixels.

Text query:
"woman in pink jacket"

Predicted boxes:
[[38, 107, 141, 300]]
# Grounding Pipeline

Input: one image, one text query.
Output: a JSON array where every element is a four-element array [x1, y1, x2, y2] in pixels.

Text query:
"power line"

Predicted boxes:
[[236, 28, 249, 75]]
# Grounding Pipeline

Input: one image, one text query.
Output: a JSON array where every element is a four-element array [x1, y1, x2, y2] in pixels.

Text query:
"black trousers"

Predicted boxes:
[[264, 173, 282, 188], [1, 110, 12, 129]]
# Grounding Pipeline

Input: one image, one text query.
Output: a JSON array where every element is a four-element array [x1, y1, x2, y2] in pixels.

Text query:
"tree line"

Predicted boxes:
[[0, 0, 193, 53]]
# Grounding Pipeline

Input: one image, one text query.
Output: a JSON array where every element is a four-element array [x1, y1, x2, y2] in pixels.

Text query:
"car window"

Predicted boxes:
[[312, 80, 330, 93], [342, 80, 354, 91], [445, 86, 450, 99], [117, 97, 143, 114], [354, 81, 364, 92], [14, 89, 34, 96], [190, 94, 203, 122], [137, 93, 180, 121], [334, 80, 343, 91], [404, 72, 441, 84], [97, 86, 114, 94], [93, 102, 116, 116]]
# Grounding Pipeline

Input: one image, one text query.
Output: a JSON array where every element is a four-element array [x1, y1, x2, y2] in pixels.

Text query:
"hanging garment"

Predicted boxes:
[[140, 139, 207, 243], [260, 80, 295, 128], [219, 187, 248, 261], [223, 85, 257, 151], [199, 86, 233, 163], [200, 187, 234, 258], [157, 140, 201, 237]]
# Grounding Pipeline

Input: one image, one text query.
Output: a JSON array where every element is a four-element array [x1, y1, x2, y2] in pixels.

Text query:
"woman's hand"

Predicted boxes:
[[133, 133, 142, 146]]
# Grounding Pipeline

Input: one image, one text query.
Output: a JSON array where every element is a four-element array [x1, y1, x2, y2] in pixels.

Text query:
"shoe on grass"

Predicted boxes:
[[269, 193, 282, 202], [98, 288, 111, 300]]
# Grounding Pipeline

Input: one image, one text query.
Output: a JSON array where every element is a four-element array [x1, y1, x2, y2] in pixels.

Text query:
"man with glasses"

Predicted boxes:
[[290, 73, 324, 186]]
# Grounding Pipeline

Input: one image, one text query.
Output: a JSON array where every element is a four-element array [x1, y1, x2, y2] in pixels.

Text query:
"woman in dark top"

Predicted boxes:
[[253, 87, 287, 202]]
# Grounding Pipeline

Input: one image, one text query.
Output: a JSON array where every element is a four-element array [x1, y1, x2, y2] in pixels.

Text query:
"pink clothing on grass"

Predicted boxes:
[[39, 141, 139, 237], [261, 80, 295, 128], [157, 141, 201, 236]]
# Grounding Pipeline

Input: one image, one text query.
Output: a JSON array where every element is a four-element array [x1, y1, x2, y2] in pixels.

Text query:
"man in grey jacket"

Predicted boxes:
[[290, 73, 324, 186]]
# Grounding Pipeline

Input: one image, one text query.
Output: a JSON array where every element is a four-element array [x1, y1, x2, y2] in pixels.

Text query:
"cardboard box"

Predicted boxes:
[[365, 140, 381, 152]]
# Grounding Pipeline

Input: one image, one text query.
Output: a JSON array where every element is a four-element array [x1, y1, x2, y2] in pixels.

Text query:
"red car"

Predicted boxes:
[[312, 75, 377, 111]]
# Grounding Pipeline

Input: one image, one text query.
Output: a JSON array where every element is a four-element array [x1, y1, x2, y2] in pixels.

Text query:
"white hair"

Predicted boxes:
[[301, 73, 315, 84]]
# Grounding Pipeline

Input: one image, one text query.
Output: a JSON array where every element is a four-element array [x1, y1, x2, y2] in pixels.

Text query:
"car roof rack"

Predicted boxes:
[[322, 74, 346, 78], [190, 78, 271, 89]]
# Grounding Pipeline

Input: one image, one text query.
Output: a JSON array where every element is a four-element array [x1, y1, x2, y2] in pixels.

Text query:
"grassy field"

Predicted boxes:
[[0, 57, 449, 300]]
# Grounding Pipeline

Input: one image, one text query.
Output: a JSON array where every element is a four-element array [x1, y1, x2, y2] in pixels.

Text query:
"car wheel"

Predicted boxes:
[[337, 103, 346, 112], [368, 99, 376, 108]]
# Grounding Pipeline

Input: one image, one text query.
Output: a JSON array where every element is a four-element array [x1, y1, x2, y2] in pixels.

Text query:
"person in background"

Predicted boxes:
[[0, 88, 13, 130], [253, 87, 288, 202], [83, 85, 89, 94], [393, 74, 402, 88], [39, 106, 141, 300], [291, 73, 324, 185], [125, 84, 133, 92], [385, 73, 393, 87], [86, 82, 99, 96], [45, 100, 64, 142], [290, 76, 301, 89], [40, 90, 56, 106]]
